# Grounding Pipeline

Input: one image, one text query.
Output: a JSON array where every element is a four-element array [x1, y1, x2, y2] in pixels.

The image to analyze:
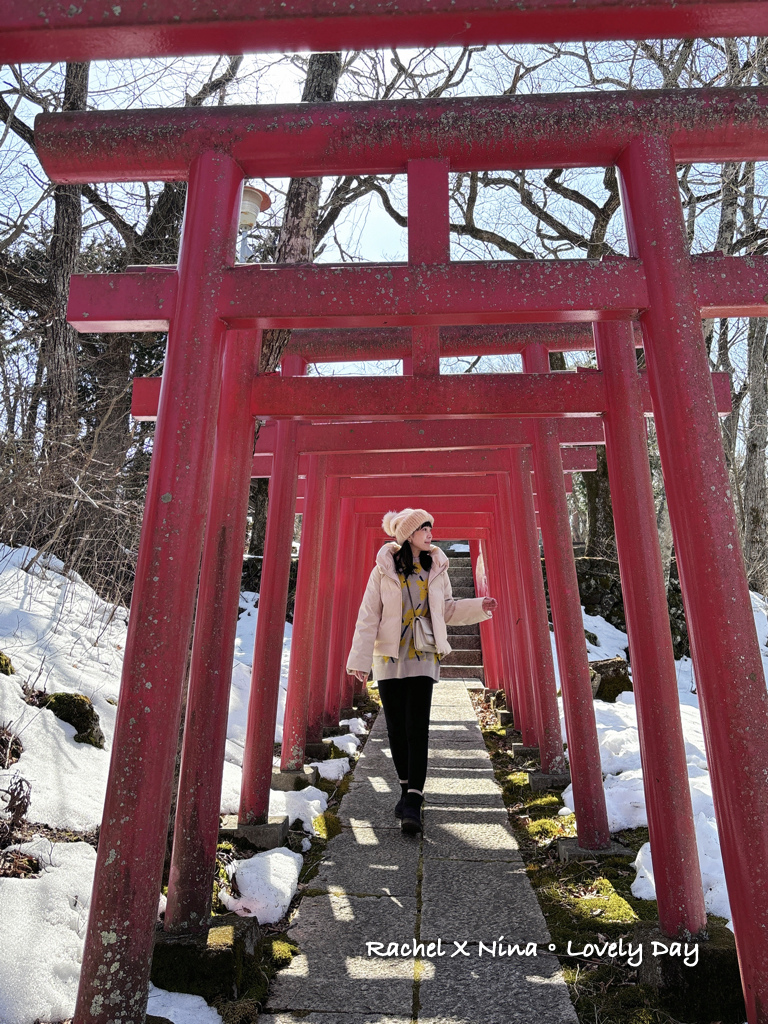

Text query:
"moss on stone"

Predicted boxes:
[[0, 651, 15, 676], [43, 692, 105, 748], [312, 810, 342, 841]]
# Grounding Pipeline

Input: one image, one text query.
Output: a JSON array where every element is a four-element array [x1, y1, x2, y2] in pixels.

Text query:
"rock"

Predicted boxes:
[[43, 692, 106, 748], [0, 651, 15, 676], [589, 656, 632, 702], [584, 629, 599, 647]]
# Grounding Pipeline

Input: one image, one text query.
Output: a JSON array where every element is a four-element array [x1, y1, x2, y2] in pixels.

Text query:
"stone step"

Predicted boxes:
[[451, 587, 476, 599], [447, 571, 474, 584], [447, 624, 480, 635], [441, 665, 485, 681], [442, 650, 483, 666], [447, 557, 471, 568], [447, 635, 482, 650]]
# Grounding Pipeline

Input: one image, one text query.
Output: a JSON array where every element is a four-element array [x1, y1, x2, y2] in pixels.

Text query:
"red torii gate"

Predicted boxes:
[[4, 0, 767, 61], [17, 5, 768, 1021]]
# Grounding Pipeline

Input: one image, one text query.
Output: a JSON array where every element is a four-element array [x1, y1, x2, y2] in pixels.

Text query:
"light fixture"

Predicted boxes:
[[239, 185, 272, 261]]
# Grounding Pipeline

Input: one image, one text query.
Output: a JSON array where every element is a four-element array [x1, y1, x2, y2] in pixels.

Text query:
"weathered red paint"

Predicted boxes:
[[131, 370, 729, 424], [308, 475, 342, 739], [506, 450, 567, 775], [69, 252, 768, 332], [30, 12, 767, 1011], [74, 151, 244, 1024], [282, 454, 328, 771], [239, 359, 305, 823], [523, 345, 610, 850], [67, 256, 768, 332], [325, 498, 355, 725], [6, 0, 765, 63], [619, 135, 768, 1019], [36, 89, 768, 184], [470, 540, 501, 692], [492, 478, 537, 746], [594, 320, 706, 937], [165, 329, 261, 934]]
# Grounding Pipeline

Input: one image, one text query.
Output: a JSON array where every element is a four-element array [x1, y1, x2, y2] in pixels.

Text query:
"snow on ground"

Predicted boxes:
[[3, 540, 768, 1017], [146, 984, 223, 1024], [310, 756, 351, 781], [555, 590, 768, 929], [218, 847, 304, 921], [0, 547, 356, 1024]]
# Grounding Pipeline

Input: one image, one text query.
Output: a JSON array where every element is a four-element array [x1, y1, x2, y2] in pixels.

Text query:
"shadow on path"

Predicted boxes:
[[263, 680, 578, 1024]]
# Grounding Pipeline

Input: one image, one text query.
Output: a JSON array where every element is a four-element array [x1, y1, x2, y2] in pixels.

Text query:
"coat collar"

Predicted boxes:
[[376, 542, 449, 582]]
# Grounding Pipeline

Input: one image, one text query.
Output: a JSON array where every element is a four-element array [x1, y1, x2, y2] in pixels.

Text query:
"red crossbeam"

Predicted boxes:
[[37, 88, 768, 183], [130, 370, 731, 422], [4, 1, 765, 63], [264, 372, 602, 419], [244, 370, 733, 420], [67, 253, 768, 333], [252, 447, 594, 479]]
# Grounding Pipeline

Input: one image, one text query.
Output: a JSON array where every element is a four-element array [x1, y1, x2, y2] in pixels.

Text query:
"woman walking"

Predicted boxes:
[[346, 508, 497, 834]]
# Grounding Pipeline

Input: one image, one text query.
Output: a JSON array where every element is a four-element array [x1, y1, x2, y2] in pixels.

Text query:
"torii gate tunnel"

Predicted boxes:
[[11, 3, 768, 1021]]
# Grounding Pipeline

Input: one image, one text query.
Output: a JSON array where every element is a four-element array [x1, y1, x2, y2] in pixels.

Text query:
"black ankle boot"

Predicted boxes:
[[394, 783, 408, 819], [401, 792, 424, 835]]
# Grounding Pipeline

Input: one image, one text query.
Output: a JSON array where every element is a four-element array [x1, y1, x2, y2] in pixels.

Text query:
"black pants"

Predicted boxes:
[[377, 676, 434, 792]]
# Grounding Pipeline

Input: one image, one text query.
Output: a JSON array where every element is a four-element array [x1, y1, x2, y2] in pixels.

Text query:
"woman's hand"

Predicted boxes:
[[482, 597, 498, 613], [349, 669, 369, 683]]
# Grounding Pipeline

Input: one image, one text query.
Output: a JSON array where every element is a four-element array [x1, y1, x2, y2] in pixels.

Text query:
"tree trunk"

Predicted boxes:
[[248, 477, 270, 557], [743, 317, 768, 595], [656, 490, 674, 587], [41, 62, 89, 446], [258, 52, 343, 374], [583, 446, 616, 558]]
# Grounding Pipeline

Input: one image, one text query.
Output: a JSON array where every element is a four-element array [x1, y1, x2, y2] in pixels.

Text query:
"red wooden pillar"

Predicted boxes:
[[594, 319, 706, 937], [619, 136, 768, 1014], [308, 474, 341, 741], [74, 151, 244, 1023], [354, 527, 378, 698], [239, 356, 305, 822], [508, 448, 567, 775], [325, 496, 354, 723], [470, 539, 501, 691], [165, 328, 261, 934], [341, 513, 366, 709], [484, 528, 519, 716], [281, 454, 328, 769], [522, 345, 610, 850], [496, 478, 538, 746]]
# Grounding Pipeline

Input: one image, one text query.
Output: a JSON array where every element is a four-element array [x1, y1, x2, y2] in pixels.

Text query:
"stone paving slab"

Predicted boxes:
[[267, 952, 416, 1014], [287, 893, 418, 950], [427, 723, 484, 745], [423, 771, 504, 807], [268, 894, 418, 1014], [263, 1015, 411, 1024], [421, 810, 521, 862], [420, 859, 551, 944], [428, 747, 494, 770], [313, 826, 420, 897], [268, 681, 576, 1024], [417, 952, 579, 1024]]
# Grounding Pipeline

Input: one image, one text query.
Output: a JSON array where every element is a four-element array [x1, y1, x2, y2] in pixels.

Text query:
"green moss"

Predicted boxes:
[[43, 692, 105, 748], [0, 651, 15, 676], [267, 937, 299, 969], [312, 810, 342, 841]]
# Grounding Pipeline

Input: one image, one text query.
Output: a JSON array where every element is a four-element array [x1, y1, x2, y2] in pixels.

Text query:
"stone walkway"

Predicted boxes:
[[264, 680, 579, 1024]]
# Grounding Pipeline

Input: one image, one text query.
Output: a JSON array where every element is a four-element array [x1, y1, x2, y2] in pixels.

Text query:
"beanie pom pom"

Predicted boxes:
[[382, 511, 398, 537]]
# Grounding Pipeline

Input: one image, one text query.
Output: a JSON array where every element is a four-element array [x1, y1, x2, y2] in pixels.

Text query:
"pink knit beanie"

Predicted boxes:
[[382, 508, 434, 546]]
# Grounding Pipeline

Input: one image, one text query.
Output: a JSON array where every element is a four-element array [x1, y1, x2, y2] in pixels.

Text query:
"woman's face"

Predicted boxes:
[[408, 522, 433, 553]]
